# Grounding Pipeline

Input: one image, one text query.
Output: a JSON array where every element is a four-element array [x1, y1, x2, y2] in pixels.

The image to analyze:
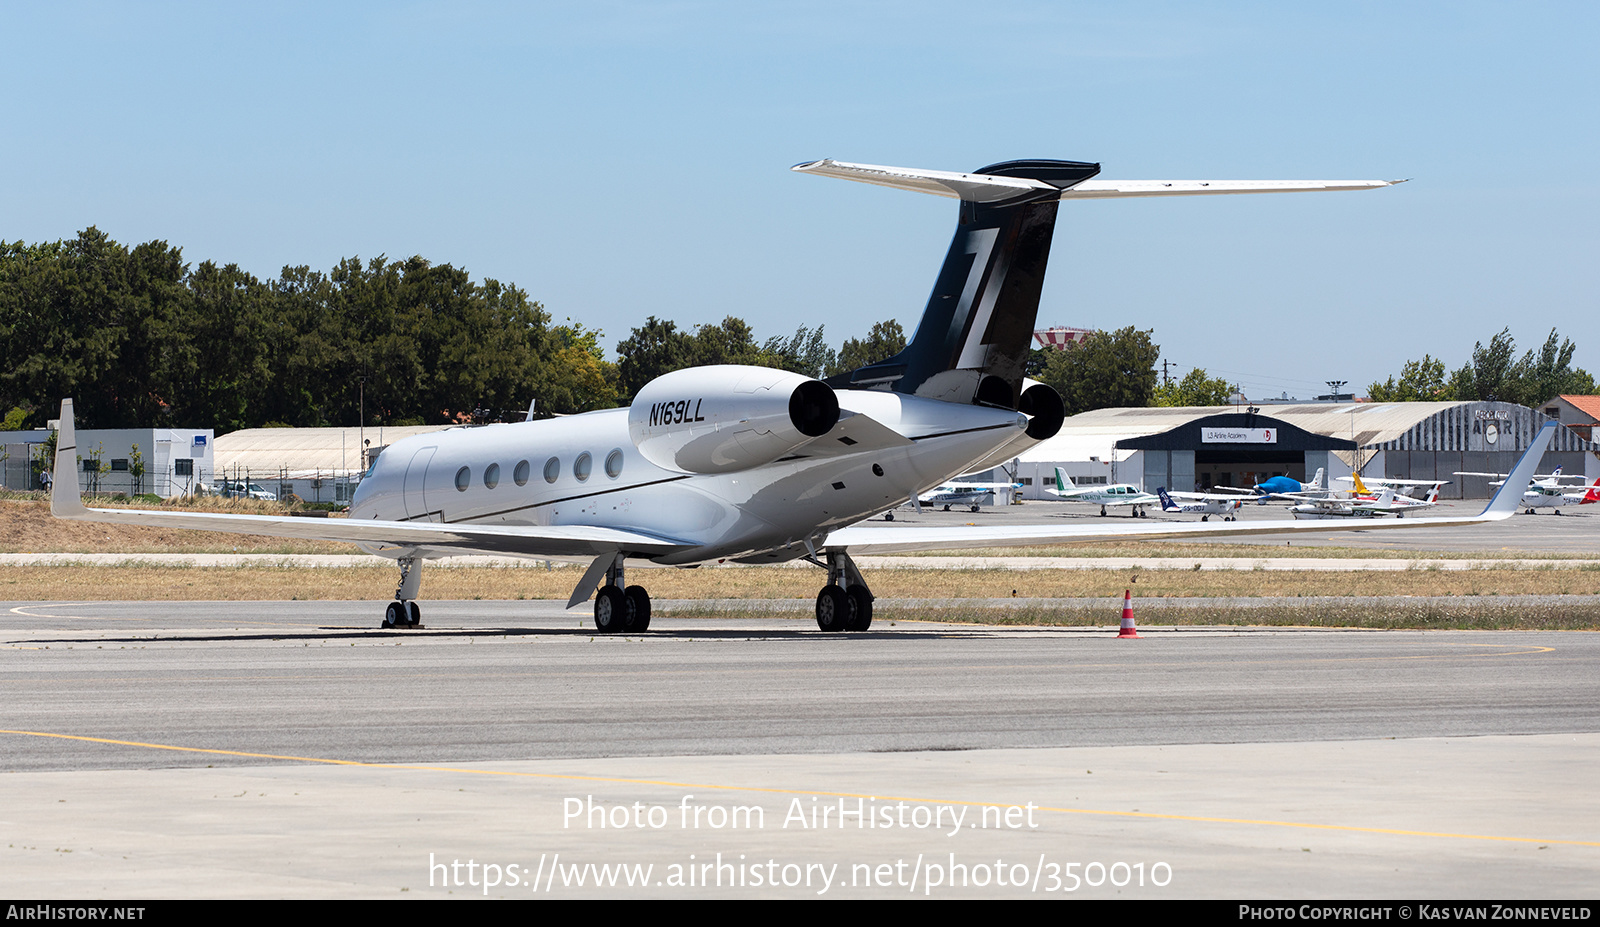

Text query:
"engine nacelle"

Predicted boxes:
[[628, 365, 840, 474]]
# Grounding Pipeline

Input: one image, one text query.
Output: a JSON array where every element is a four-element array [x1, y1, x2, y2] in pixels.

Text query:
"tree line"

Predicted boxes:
[[1367, 329, 1593, 407], [7, 229, 1580, 433]]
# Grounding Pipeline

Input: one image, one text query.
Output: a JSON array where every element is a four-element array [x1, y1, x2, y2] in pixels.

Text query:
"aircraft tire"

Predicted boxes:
[[970, 505, 980, 513], [383, 601, 403, 629], [943, 504, 951, 511], [845, 585, 873, 632], [594, 585, 631, 634], [815, 585, 853, 633], [407, 601, 421, 626], [625, 585, 651, 631], [885, 512, 894, 521]]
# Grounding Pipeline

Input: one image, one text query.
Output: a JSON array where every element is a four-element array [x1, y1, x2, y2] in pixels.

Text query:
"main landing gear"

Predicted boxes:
[[381, 557, 423, 628], [812, 549, 873, 633], [592, 554, 651, 634]]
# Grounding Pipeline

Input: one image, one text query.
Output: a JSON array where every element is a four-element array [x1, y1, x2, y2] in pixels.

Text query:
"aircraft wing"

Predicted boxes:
[[49, 401, 695, 561], [826, 421, 1557, 555]]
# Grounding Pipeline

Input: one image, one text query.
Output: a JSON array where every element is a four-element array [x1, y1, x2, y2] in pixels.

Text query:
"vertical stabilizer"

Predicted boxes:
[[819, 159, 1101, 407]]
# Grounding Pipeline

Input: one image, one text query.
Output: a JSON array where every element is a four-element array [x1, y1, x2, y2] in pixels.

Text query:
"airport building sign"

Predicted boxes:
[[1201, 427, 1276, 444]]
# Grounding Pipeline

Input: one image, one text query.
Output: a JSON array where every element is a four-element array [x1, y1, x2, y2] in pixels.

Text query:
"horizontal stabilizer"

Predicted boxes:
[[1058, 179, 1402, 199], [795, 159, 1402, 202]]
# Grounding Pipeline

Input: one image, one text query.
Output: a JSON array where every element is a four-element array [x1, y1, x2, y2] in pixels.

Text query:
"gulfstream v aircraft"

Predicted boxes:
[[50, 157, 1557, 633]]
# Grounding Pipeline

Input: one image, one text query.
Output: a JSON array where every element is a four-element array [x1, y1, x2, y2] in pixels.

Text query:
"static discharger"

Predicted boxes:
[[1117, 589, 1142, 639]]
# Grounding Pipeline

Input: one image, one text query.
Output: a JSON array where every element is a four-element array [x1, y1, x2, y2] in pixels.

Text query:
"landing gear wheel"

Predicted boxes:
[[383, 601, 403, 628], [594, 585, 632, 633], [625, 585, 651, 632], [1201, 515, 1209, 522], [970, 505, 980, 513], [943, 504, 951, 511], [815, 584, 854, 632], [845, 584, 873, 632], [884, 512, 894, 521], [407, 601, 421, 626]]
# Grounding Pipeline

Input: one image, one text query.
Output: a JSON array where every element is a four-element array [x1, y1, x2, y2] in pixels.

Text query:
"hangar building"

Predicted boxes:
[[987, 401, 1599, 501]]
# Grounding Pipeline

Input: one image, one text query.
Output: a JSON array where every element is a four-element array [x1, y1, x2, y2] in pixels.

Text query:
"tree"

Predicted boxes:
[[616, 316, 696, 399], [1033, 327, 1160, 414], [828, 320, 906, 377], [1154, 368, 1237, 407], [763, 325, 834, 379], [1367, 354, 1450, 402]]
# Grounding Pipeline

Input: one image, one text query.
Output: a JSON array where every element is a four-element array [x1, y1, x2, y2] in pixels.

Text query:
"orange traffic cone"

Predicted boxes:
[[1117, 588, 1141, 638]]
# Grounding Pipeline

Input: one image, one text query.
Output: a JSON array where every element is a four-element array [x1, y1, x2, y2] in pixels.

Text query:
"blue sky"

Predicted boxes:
[[4, 2, 1595, 399]]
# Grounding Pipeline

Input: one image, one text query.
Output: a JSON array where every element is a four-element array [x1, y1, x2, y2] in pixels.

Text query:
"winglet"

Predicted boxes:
[[1481, 420, 1558, 518], [51, 399, 88, 518]]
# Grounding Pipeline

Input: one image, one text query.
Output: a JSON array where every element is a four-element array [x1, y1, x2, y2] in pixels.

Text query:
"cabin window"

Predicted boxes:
[[514, 460, 530, 486], [605, 449, 623, 479], [574, 452, 593, 482], [483, 462, 500, 490], [543, 457, 560, 483], [455, 466, 470, 491]]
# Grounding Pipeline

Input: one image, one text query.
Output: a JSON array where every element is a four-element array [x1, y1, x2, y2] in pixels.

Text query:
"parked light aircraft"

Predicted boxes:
[[1049, 467, 1161, 517], [903, 478, 1021, 515], [51, 156, 1556, 634], [1513, 476, 1600, 514], [1456, 467, 1598, 514], [1286, 485, 1442, 519], [1155, 488, 1245, 521], [1212, 468, 1326, 499]]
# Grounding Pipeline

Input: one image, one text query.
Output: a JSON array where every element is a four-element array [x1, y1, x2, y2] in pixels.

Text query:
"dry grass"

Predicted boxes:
[[6, 563, 1600, 602], [0, 498, 358, 554]]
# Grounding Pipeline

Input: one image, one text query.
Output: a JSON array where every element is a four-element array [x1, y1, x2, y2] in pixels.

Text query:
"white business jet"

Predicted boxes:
[[52, 157, 1552, 634]]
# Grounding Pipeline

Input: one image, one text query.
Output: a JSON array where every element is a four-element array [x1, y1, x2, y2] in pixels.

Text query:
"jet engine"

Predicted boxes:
[[628, 365, 840, 474], [1019, 382, 1065, 440]]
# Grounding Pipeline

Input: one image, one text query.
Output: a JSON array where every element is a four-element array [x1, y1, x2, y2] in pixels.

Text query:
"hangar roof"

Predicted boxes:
[[214, 425, 459, 477], [1020, 400, 1595, 460]]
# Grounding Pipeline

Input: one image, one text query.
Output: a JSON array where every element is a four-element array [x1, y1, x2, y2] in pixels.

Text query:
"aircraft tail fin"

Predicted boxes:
[[1583, 478, 1600, 504], [1156, 487, 1176, 511], [799, 158, 1101, 407], [1055, 467, 1076, 492], [1308, 467, 1325, 491], [1425, 485, 1440, 504], [1351, 472, 1371, 495]]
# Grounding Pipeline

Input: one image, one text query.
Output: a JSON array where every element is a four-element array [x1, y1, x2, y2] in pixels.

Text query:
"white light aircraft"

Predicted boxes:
[[1155, 488, 1245, 522], [905, 478, 1020, 515], [1286, 485, 1443, 519], [1048, 468, 1161, 517], [1456, 467, 1599, 514], [51, 156, 1554, 634]]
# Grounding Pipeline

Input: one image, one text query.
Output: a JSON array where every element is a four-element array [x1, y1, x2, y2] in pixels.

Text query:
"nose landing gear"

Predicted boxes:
[[381, 557, 423, 628]]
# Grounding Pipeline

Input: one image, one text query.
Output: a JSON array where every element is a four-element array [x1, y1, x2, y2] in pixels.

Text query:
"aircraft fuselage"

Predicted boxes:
[[349, 390, 1027, 565]]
